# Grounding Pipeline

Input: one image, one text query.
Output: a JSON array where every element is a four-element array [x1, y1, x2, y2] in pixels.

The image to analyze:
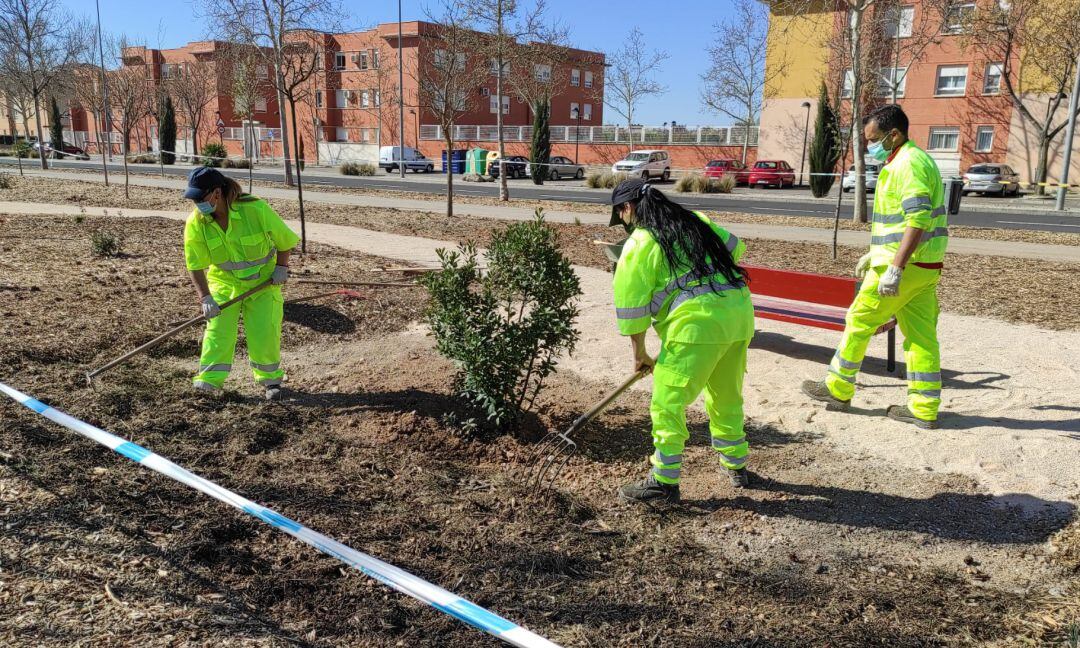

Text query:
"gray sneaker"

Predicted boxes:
[[619, 475, 680, 504], [727, 467, 751, 488], [801, 379, 851, 411], [886, 405, 938, 430], [265, 386, 283, 401]]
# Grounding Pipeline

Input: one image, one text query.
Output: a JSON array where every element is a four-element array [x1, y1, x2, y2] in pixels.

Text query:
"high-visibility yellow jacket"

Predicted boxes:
[[869, 140, 948, 266], [183, 195, 299, 287], [613, 212, 754, 344]]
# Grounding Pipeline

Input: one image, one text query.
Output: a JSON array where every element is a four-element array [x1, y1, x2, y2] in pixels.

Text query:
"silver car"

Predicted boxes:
[[962, 164, 1021, 196], [526, 155, 585, 180], [841, 162, 881, 192]]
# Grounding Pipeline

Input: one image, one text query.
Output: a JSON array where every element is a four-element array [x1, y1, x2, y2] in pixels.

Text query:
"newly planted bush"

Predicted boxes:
[[91, 230, 123, 257], [0, 174, 12, 190], [421, 208, 581, 432], [200, 142, 228, 167]]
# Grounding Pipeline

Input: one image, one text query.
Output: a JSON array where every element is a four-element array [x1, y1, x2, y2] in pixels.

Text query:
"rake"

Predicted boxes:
[[525, 367, 650, 492]]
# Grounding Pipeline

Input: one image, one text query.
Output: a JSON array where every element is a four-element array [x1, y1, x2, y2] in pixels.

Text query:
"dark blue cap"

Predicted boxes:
[[183, 166, 226, 200]]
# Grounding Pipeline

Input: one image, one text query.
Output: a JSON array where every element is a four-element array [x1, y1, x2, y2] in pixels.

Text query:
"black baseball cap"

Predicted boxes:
[[609, 177, 647, 226], [183, 166, 226, 200]]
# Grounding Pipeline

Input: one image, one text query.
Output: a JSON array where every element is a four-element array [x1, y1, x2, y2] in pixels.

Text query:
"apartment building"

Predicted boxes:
[[759, 0, 1078, 182]]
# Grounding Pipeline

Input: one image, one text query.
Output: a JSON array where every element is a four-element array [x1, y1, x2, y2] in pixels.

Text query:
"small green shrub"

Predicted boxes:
[[674, 174, 695, 192], [462, 172, 494, 182], [340, 161, 376, 176], [420, 208, 581, 432], [128, 153, 158, 164], [222, 157, 251, 169], [90, 229, 123, 258], [200, 142, 228, 167], [0, 174, 12, 190]]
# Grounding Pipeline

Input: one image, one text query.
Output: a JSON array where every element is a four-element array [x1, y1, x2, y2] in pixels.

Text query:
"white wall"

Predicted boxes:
[[317, 142, 378, 165]]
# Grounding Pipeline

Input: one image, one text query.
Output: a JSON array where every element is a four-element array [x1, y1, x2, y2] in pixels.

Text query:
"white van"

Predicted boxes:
[[612, 150, 671, 181], [379, 146, 434, 173]]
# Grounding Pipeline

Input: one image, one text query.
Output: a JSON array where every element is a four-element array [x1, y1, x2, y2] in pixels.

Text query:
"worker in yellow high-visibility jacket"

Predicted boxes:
[[182, 167, 299, 400], [610, 178, 755, 504], [802, 104, 947, 428]]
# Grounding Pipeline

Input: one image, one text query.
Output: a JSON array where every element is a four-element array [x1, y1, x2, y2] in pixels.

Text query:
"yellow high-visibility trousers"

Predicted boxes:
[[193, 282, 285, 390], [650, 338, 751, 484], [825, 264, 942, 420]]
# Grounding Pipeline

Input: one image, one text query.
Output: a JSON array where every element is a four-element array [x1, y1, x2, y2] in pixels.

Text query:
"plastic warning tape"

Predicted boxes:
[[0, 381, 560, 648]]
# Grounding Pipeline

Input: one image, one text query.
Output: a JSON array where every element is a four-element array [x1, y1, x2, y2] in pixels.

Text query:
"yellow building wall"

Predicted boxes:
[[765, 0, 833, 99]]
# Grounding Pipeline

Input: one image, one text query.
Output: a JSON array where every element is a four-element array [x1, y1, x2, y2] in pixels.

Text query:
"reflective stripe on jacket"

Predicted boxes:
[[183, 195, 300, 286], [613, 211, 754, 344], [869, 140, 948, 266]]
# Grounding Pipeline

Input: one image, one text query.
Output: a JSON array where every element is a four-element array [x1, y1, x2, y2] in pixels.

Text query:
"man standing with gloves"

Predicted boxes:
[[802, 104, 947, 429]]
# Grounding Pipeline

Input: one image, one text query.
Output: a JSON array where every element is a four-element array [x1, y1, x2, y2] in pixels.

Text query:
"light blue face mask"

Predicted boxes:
[[195, 200, 215, 215], [867, 131, 895, 162]]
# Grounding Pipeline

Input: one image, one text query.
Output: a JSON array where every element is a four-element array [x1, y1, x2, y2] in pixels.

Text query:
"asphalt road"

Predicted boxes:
[[4, 157, 1079, 233]]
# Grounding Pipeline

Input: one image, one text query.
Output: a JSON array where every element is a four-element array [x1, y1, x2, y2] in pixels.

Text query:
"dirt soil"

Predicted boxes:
[[1, 213, 1078, 646]]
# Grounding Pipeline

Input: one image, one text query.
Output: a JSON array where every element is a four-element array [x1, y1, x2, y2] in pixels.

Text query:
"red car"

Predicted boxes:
[[748, 160, 796, 188], [703, 159, 750, 184]]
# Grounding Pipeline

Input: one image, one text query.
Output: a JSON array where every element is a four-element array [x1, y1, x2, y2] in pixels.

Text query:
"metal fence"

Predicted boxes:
[[419, 124, 759, 146]]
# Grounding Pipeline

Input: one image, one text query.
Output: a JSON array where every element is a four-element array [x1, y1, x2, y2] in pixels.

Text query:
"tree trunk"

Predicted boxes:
[[1034, 133, 1051, 197], [32, 96, 48, 170], [849, 9, 867, 223], [289, 98, 307, 253], [741, 116, 750, 164], [275, 79, 294, 187], [122, 126, 130, 199], [191, 122, 199, 163], [444, 135, 454, 218], [497, 55, 508, 201]]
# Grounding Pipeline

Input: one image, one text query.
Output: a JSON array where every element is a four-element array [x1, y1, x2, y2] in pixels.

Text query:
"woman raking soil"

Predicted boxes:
[[608, 178, 756, 504]]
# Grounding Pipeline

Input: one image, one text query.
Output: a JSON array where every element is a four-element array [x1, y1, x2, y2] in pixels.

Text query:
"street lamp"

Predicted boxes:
[[799, 101, 812, 187], [409, 108, 418, 148], [571, 106, 580, 165]]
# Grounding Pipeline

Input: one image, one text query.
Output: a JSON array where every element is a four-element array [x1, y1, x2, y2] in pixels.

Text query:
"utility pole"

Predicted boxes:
[[799, 100, 811, 187], [94, 0, 111, 184], [397, 0, 406, 179], [1055, 54, 1080, 212]]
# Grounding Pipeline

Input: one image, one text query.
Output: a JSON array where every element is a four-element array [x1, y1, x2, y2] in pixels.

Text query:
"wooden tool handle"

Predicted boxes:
[[86, 280, 273, 381], [565, 368, 651, 436], [296, 279, 417, 288]]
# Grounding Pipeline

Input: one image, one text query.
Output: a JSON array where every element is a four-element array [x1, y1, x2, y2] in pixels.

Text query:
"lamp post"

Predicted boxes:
[[397, 0, 406, 178], [409, 108, 418, 148], [799, 101, 812, 187], [571, 106, 580, 164], [1055, 54, 1080, 211]]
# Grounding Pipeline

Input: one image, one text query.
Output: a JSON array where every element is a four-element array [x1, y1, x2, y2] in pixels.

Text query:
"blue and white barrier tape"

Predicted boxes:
[[0, 381, 560, 648]]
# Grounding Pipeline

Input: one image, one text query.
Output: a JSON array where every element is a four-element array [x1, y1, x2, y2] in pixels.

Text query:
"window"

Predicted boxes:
[[584, 71, 593, 88], [489, 58, 508, 77], [335, 127, 348, 142], [935, 65, 968, 96], [571, 69, 580, 86], [359, 50, 368, 70], [256, 65, 268, 79], [434, 49, 446, 68], [583, 103, 592, 121], [570, 102, 579, 119], [928, 127, 960, 151], [335, 89, 351, 108], [254, 97, 267, 113], [534, 64, 551, 82], [502, 94, 510, 115], [877, 67, 908, 97], [884, 5, 914, 38], [975, 126, 994, 152], [943, 2, 975, 34], [841, 69, 854, 98], [455, 53, 466, 71], [490, 95, 499, 114], [334, 52, 345, 70], [315, 90, 323, 108], [360, 90, 370, 107], [372, 48, 380, 69], [453, 90, 466, 111], [983, 63, 1003, 94], [374, 90, 381, 106]]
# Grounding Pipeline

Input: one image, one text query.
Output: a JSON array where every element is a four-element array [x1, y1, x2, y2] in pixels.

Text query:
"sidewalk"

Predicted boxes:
[[3, 169, 1080, 263]]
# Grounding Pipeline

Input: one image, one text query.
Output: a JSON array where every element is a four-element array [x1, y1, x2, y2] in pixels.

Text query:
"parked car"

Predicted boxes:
[[378, 145, 434, 173], [490, 154, 529, 179], [748, 160, 795, 188], [527, 155, 585, 180], [841, 162, 882, 192], [703, 159, 750, 184], [42, 141, 90, 160], [962, 164, 1021, 196], [611, 149, 671, 181]]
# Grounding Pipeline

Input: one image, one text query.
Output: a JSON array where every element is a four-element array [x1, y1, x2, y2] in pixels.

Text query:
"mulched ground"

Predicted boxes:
[[1, 214, 1078, 646]]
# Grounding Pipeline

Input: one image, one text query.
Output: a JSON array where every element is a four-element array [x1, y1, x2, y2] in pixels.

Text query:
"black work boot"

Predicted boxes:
[[801, 379, 851, 411], [727, 467, 751, 489], [619, 475, 680, 505], [265, 385, 283, 401], [886, 405, 938, 430]]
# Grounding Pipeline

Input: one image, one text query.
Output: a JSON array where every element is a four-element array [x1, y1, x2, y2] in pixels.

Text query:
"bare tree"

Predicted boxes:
[[701, 0, 786, 163], [416, 5, 485, 218], [461, 0, 557, 201], [0, 0, 88, 169], [166, 58, 216, 160], [224, 42, 261, 191], [601, 27, 668, 153], [198, 0, 341, 189], [108, 39, 152, 198]]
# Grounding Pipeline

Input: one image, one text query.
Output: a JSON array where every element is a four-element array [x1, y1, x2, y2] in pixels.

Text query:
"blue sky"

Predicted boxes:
[[68, 0, 736, 125]]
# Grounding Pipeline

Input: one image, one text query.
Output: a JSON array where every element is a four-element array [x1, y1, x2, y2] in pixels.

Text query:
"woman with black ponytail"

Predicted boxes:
[[609, 178, 755, 504]]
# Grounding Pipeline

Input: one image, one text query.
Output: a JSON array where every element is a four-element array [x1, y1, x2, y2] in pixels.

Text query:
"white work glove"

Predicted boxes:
[[201, 295, 221, 319], [271, 265, 289, 285], [877, 265, 903, 297], [854, 253, 873, 280]]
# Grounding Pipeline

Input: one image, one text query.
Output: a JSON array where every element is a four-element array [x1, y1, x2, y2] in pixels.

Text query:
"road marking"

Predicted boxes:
[[996, 220, 1080, 228]]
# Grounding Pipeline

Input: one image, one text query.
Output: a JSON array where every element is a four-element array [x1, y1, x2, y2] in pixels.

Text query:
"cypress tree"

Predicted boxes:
[[49, 97, 64, 155], [809, 82, 841, 198], [159, 96, 177, 165], [530, 100, 550, 186]]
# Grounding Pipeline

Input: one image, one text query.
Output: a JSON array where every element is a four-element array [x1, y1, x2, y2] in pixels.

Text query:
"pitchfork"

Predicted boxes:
[[525, 368, 650, 492]]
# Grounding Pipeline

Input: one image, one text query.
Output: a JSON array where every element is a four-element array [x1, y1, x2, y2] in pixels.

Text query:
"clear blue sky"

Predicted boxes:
[[68, 0, 736, 125]]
